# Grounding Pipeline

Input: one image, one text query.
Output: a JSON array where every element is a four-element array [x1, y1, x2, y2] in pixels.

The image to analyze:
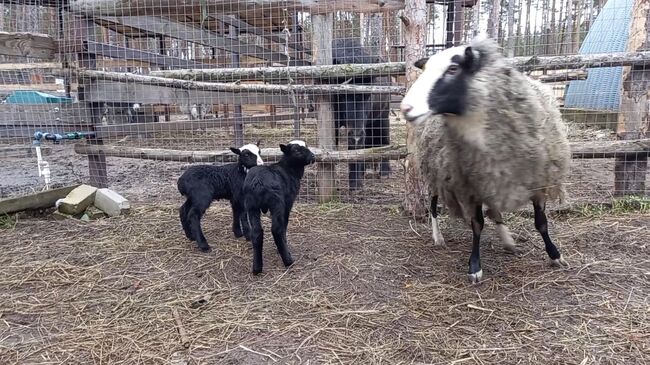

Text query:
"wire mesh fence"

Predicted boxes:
[[0, 0, 648, 207]]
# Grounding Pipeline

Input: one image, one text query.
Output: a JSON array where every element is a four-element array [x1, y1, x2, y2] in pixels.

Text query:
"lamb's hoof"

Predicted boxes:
[[197, 244, 212, 253], [252, 267, 263, 275], [233, 229, 244, 238], [550, 256, 569, 268], [433, 236, 446, 248], [283, 258, 295, 268], [502, 243, 521, 255], [468, 270, 483, 284]]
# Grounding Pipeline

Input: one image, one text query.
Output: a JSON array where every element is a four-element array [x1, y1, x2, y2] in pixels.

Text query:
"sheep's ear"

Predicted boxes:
[[462, 46, 479, 72], [279, 144, 288, 153], [256, 139, 262, 147], [414, 57, 429, 70], [229, 147, 241, 155]]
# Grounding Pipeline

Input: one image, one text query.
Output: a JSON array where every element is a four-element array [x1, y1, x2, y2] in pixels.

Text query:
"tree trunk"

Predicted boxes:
[[571, 0, 583, 52], [506, 0, 516, 57], [488, 0, 501, 38], [525, 0, 532, 54], [401, 0, 428, 219], [562, 0, 574, 54]]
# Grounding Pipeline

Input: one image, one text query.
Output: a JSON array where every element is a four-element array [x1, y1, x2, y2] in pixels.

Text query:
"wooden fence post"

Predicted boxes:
[[615, 0, 650, 196], [230, 20, 244, 147], [311, 14, 337, 203]]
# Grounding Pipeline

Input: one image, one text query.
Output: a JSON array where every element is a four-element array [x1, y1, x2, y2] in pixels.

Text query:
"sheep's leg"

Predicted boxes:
[[247, 208, 265, 274], [187, 200, 211, 252], [271, 206, 294, 268], [231, 201, 244, 238], [533, 198, 568, 267], [468, 205, 484, 284], [485, 209, 517, 253], [429, 195, 446, 247], [179, 200, 193, 241]]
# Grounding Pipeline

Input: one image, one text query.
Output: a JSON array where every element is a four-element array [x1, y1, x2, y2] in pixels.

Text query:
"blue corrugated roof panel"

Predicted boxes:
[[564, 0, 634, 111]]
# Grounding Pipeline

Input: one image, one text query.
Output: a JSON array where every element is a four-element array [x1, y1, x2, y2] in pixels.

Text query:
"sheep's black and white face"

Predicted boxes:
[[401, 45, 481, 123], [230, 143, 263, 169], [280, 140, 316, 166]]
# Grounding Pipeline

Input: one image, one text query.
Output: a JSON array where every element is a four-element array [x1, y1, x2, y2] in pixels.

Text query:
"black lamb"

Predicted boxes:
[[241, 140, 316, 274], [177, 141, 263, 252]]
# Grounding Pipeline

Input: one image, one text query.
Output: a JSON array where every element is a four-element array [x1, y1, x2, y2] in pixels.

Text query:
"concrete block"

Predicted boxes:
[[94, 188, 130, 217], [58, 184, 97, 216]]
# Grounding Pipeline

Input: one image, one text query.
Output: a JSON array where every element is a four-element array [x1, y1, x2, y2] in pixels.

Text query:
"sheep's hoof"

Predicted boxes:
[[252, 267, 263, 275], [283, 258, 295, 267], [502, 243, 521, 255], [468, 270, 483, 284], [550, 256, 569, 268], [233, 230, 244, 238], [432, 236, 446, 248]]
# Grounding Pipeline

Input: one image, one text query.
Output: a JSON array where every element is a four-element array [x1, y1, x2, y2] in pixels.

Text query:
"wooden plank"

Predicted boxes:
[[95, 16, 308, 66], [82, 79, 304, 106], [0, 62, 62, 70], [0, 145, 51, 158], [95, 112, 315, 139], [0, 84, 63, 92], [85, 41, 210, 69], [78, 69, 405, 95], [571, 139, 650, 158], [312, 14, 337, 203], [0, 31, 58, 59], [68, 0, 405, 16], [0, 185, 80, 215]]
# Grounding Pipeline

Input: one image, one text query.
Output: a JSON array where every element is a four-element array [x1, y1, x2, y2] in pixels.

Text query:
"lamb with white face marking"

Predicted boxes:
[[401, 36, 571, 284], [241, 139, 316, 275], [177, 141, 263, 252]]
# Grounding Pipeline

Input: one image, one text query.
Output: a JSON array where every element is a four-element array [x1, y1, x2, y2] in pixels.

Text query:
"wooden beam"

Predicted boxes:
[[515, 51, 650, 71], [81, 79, 306, 106], [95, 16, 308, 65], [0, 31, 58, 59], [85, 41, 210, 69], [0, 84, 64, 92], [94, 112, 315, 139], [69, 0, 405, 16], [0, 104, 92, 126], [312, 14, 337, 203], [571, 139, 650, 159], [0, 62, 62, 70], [78, 69, 405, 95], [74, 144, 408, 163], [0, 185, 81, 215]]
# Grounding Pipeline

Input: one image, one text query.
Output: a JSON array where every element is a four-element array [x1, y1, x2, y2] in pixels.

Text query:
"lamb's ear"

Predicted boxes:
[[279, 144, 288, 153], [462, 46, 480, 72], [229, 147, 241, 155], [256, 139, 262, 147]]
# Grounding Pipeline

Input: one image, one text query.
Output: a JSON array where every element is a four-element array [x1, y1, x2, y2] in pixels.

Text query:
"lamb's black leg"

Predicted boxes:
[[271, 206, 294, 268], [247, 208, 264, 274], [468, 204, 484, 284], [348, 162, 365, 191], [179, 200, 193, 241], [378, 159, 391, 177], [533, 198, 568, 267], [231, 201, 244, 238], [187, 199, 211, 252], [429, 195, 445, 246]]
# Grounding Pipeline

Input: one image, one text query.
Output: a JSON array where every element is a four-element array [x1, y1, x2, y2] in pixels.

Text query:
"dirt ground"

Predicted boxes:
[[0, 202, 648, 364], [1, 119, 649, 364]]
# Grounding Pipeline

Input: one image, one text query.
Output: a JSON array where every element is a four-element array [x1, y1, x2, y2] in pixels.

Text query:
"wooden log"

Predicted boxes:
[[73, 144, 408, 163], [0, 84, 64, 92], [514, 51, 650, 72], [150, 63, 407, 82], [312, 14, 337, 203], [68, 0, 406, 17], [614, 0, 650, 196], [85, 41, 210, 69], [0, 62, 62, 70], [0, 31, 58, 59], [535, 70, 588, 83], [401, 0, 428, 219], [73, 138, 650, 162], [78, 70, 406, 95], [0, 185, 80, 215], [229, 21, 244, 147]]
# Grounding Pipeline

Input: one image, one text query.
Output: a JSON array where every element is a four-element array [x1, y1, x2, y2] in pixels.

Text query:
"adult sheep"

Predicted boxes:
[[401, 36, 571, 283], [331, 37, 391, 190]]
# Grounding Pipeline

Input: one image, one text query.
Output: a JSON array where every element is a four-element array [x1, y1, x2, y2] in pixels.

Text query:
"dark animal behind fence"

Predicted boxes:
[[178, 142, 263, 252], [242, 140, 316, 275], [331, 37, 391, 190]]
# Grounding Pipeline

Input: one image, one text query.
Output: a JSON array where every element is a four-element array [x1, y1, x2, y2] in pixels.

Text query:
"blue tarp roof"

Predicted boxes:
[[563, 0, 635, 111], [3, 90, 72, 104]]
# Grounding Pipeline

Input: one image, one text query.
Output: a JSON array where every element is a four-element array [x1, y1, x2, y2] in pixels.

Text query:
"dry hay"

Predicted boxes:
[[0, 202, 648, 364]]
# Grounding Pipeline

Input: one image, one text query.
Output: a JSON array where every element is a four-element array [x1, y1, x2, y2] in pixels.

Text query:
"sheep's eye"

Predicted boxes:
[[446, 65, 459, 75]]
